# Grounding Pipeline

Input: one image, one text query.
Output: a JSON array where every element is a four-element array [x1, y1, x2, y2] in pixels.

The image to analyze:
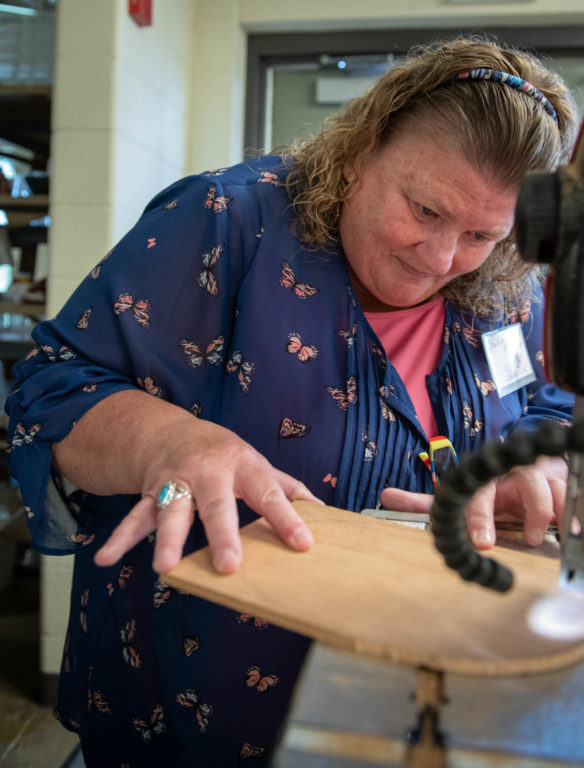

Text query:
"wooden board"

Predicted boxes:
[[163, 501, 584, 677]]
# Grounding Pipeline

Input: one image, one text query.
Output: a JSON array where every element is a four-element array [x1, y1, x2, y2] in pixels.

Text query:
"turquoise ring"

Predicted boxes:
[[157, 480, 193, 510]]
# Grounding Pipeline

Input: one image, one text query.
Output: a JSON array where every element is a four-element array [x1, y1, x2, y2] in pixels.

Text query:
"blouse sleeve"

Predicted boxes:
[[5, 171, 259, 554]]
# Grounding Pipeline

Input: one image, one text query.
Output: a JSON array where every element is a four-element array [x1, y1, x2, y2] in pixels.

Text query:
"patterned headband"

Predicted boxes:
[[453, 68, 558, 122]]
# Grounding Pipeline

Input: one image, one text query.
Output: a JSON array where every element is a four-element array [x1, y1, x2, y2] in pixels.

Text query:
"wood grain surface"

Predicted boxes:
[[163, 501, 584, 676]]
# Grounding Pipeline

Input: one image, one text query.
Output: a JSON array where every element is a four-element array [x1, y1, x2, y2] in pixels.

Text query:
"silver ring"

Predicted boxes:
[[157, 480, 193, 510]]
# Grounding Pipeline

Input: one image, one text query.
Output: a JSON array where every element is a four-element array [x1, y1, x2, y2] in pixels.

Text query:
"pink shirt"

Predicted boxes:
[[365, 295, 445, 436]]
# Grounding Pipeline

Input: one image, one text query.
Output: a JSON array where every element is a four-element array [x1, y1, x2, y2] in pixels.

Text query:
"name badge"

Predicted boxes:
[[481, 323, 536, 398]]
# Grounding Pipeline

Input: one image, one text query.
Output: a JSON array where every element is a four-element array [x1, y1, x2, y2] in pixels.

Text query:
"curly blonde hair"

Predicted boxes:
[[285, 36, 579, 316]]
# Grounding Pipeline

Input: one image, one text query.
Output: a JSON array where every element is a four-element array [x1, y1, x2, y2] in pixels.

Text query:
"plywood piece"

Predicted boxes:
[[163, 501, 584, 676]]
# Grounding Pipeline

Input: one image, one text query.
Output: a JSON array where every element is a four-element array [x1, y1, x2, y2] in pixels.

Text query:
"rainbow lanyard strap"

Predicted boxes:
[[419, 435, 458, 487]]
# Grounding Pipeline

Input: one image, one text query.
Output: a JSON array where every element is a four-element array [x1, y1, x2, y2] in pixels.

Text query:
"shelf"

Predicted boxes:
[[4, 214, 48, 229], [0, 195, 49, 229], [0, 302, 45, 318], [0, 195, 49, 208]]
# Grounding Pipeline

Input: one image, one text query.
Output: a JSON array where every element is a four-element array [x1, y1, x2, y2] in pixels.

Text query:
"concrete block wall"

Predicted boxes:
[[111, 0, 191, 242], [42, 0, 193, 677], [188, 1, 246, 172], [50, 0, 192, 311]]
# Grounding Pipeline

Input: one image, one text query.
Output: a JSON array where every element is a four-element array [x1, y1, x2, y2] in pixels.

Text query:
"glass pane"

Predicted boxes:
[[549, 54, 584, 116], [267, 55, 396, 152], [267, 50, 584, 153]]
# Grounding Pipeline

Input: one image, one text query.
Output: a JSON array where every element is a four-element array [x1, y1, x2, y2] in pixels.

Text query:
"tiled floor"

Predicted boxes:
[[0, 485, 82, 768]]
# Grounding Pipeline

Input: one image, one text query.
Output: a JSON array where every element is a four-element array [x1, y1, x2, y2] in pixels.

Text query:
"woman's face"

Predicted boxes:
[[339, 129, 518, 311]]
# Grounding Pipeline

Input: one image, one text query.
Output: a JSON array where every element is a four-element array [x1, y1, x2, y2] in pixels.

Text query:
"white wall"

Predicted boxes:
[[49, 0, 117, 316], [238, 0, 584, 31], [50, 0, 193, 313], [188, 1, 246, 172], [111, 1, 192, 242]]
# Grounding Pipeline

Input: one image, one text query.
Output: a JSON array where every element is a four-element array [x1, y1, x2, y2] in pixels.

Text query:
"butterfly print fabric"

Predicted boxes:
[[226, 350, 255, 393], [286, 331, 318, 363], [197, 244, 223, 296], [114, 294, 151, 328], [279, 261, 320, 299], [180, 335, 224, 368], [5, 156, 573, 767]]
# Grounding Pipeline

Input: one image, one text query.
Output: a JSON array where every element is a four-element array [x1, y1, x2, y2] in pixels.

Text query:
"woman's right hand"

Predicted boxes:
[[53, 391, 319, 575]]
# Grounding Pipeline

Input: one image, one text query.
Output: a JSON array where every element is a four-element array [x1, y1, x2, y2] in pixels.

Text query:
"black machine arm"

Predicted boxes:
[[431, 125, 584, 591], [431, 421, 584, 592]]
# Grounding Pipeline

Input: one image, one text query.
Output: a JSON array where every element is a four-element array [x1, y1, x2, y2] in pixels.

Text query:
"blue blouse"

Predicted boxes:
[[5, 156, 573, 767]]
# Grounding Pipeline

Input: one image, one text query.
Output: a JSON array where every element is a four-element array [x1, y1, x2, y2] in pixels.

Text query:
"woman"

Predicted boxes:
[[6, 37, 579, 766]]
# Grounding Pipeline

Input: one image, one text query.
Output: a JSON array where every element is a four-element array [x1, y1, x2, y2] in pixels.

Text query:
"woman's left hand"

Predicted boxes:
[[379, 455, 568, 549]]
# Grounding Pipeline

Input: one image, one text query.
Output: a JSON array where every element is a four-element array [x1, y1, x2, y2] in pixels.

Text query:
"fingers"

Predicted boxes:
[[239, 469, 314, 551], [195, 468, 316, 575], [152, 489, 196, 573], [95, 486, 197, 574], [535, 456, 567, 535], [508, 469, 554, 546], [193, 482, 243, 575], [379, 487, 434, 514], [94, 467, 316, 576], [495, 458, 566, 546], [380, 486, 497, 549], [463, 481, 497, 549], [94, 495, 158, 566], [272, 468, 324, 506], [548, 473, 566, 533], [464, 456, 567, 550]]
